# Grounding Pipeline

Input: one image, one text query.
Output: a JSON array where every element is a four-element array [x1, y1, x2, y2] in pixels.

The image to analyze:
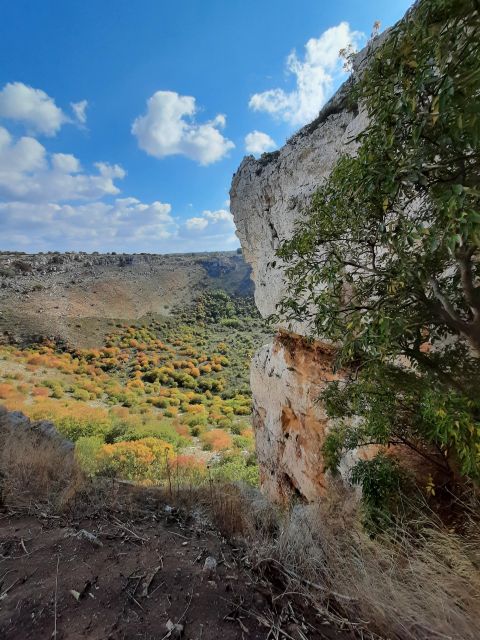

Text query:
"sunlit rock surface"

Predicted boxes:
[[230, 50, 376, 501]]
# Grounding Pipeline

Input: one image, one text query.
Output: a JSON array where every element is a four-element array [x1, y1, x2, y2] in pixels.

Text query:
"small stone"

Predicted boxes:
[[76, 529, 103, 548], [202, 556, 217, 577], [165, 619, 184, 638]]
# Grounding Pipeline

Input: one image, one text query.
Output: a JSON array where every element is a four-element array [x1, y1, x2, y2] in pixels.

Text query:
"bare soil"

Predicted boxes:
[[0, 506, 346, 640]]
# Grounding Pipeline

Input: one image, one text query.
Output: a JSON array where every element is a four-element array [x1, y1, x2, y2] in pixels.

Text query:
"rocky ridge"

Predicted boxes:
[[0, 251, 251, 347]]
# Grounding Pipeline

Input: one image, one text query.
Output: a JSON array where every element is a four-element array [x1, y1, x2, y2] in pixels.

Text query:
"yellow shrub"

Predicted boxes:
[[98, 437, 173, 481]]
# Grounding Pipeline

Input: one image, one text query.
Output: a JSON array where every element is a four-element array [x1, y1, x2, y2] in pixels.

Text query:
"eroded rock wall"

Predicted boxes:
[[230, 62, 373, 502], [251, 333, 346, 502]]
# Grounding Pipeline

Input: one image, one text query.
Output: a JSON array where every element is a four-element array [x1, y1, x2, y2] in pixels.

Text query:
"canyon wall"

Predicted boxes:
[[230, 48, 377, 502]]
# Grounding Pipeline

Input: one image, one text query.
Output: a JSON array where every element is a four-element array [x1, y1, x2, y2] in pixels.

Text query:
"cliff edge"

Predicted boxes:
[[230, 43, 379, 502]]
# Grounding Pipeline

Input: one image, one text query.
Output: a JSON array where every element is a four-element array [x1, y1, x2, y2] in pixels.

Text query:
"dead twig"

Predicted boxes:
[[53, 555, 59, 639], [0, 577, 20, 600], [141, 565, 161, 597], [126, 591, 145, 611], [111, 515, 149, 542], [160, 591, 193, 640]]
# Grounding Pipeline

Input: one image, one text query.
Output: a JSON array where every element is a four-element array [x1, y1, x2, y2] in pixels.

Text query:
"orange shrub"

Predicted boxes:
[[200, 429, 233, 451], [173, 423, 190, 438], [173, 455, 207, 482], [31, 386, 51, 397], [186, 404, 206, 415], [127, 379, 144, 390], [0, 383, 16, 399]]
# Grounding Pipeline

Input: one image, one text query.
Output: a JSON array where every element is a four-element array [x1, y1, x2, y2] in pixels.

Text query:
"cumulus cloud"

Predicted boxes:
[[182, 208, 238, 249], [249, 22, 363, 126], [245, 130, 276, 155], [185, 217, 209, 231], [71, 99, 88, 125], [0, 126, 125, 202], [0, 82, 89, 135], [0, 122, 237, 252], [0, 199, 241, 253], [0, 197, 176, 252], [132, 91, 235, 165], [0, 82, 68, 136]]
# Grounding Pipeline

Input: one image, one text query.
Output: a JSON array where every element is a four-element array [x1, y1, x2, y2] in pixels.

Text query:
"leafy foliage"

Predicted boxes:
[[276, 0, 480, 502], [0, 288, 267, 488]]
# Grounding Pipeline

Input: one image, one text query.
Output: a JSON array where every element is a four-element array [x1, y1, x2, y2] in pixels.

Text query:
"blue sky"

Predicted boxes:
[[0, 0, 412, 254]]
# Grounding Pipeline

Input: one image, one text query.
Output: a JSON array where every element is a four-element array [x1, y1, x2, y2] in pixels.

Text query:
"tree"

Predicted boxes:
[[276, 0, 480, 496]]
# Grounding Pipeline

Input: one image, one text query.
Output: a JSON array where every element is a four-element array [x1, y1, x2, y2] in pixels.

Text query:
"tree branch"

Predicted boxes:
[[456, 246, 480, 319], [429, 278, 468, 331]]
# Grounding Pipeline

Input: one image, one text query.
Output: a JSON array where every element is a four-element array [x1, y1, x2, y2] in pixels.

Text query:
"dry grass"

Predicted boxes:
[[233, 483, 480, 640], [0, 408, 86, 512], [116, 469, 480, 639]]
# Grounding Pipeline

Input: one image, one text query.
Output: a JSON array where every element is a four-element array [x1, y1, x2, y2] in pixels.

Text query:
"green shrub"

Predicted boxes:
[[75, 436, 104, 476]]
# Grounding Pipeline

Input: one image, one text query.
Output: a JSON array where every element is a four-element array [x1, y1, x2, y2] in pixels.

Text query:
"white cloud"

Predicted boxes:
[[0, 82, 68, 136], [182, 208, 238, 248], [71, 99, 88, 125], [185, 217, 209, 231], [203, 209, 234, 224], [132, 91, 235, 165], [249, 22, 363, 126], [245, 130, 276, 155], [0, 127, 47, 173], [0, 197, 176, 252], [0, 126, 125, 202], [52, 153, 81, 173], [0, 199, 241, 253]]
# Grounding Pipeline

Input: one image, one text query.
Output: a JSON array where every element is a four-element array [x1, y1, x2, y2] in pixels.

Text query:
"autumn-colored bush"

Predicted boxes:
[[172, 454, 208, 484], [97, 437, 173, 481], [200, 429, 233, 451], [0, 383, 16, 399], [31, 386, 51, 397]]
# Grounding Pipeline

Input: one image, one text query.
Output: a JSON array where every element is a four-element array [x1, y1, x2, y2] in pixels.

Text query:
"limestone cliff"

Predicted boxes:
[[230, 49, 376, 502]]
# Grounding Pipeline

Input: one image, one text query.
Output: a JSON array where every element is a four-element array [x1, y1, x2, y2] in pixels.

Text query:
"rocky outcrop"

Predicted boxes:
[[230, 50, 377, 502], [231, 85, 369, 329], [0, 406, 73, 451]]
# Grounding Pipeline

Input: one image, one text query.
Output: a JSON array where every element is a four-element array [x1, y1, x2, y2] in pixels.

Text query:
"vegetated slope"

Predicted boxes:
[[0, 250, 252, 347], [0, 289, 270, 486]]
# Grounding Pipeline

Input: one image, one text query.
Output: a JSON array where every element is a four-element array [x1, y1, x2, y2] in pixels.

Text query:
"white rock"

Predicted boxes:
[[230, 40, 384, 502]]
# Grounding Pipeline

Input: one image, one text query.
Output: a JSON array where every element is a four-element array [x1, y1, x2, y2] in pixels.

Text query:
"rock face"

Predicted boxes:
[[252, 333, 345, 502], [230, 58, 373, 502], [231, 89, 367, 328], [0, 406, 73, 451]]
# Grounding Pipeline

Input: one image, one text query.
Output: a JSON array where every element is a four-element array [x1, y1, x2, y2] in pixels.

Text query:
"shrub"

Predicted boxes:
[[210, 454, 259, 485], [75, 436, 104, 476], [97, 437, 173, 482], [200, 429, 233, 451], [0, 383, 16, 399]]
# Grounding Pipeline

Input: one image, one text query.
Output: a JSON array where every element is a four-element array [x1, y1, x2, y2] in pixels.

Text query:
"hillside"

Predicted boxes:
[[0, 251, 252, 347]]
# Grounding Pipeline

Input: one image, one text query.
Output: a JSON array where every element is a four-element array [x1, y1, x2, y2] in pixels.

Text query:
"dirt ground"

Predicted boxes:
[[0, 506, 347, 640]]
